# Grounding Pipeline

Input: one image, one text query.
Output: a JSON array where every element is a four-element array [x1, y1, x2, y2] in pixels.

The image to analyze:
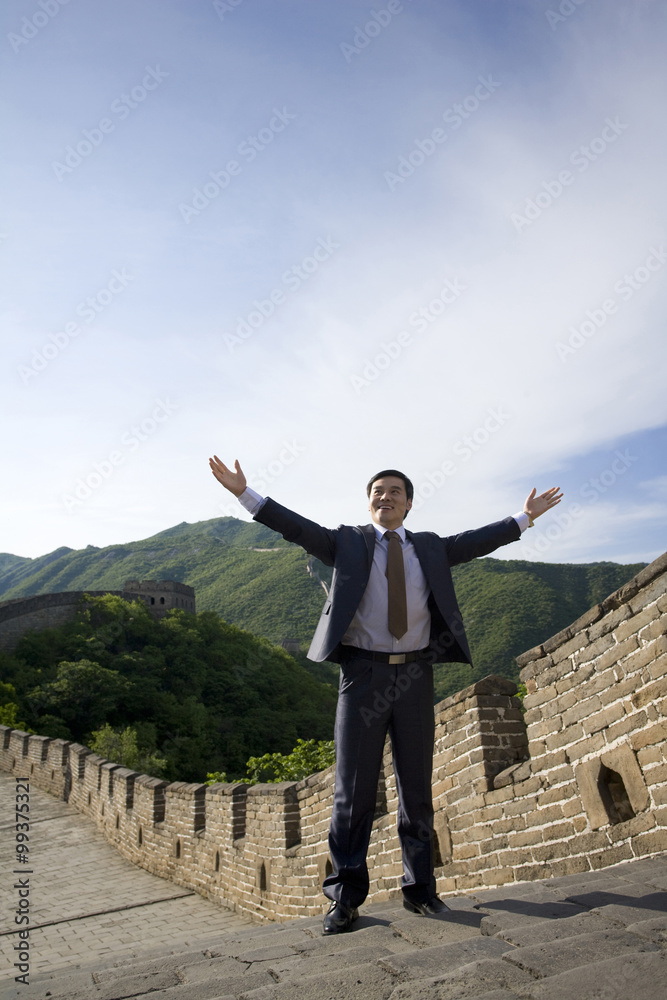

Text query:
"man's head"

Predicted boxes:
[[366, 469, 414, 530]]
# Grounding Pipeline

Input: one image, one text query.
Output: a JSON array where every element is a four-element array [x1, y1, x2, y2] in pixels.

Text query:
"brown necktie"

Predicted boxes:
[[384, 530, 408, 639]]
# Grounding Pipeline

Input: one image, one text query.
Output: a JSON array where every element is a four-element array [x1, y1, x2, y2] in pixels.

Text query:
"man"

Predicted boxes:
[[209, 454, 562, 933]]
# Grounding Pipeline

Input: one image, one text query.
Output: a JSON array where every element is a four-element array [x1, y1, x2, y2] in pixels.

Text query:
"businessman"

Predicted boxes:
[[209, 454, 562, 934]]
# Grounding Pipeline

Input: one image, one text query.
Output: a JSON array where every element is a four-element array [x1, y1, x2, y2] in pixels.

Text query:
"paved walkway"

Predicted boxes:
[[1, 774, 667, 999], [0, 774, 250, 989]]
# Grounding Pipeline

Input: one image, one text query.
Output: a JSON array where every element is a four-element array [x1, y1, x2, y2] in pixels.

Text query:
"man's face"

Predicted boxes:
[[368, 476, 412, 530]]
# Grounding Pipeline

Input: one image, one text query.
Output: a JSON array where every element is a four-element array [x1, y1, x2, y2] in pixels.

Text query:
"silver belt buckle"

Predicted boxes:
[[388, 653, 406, 665]]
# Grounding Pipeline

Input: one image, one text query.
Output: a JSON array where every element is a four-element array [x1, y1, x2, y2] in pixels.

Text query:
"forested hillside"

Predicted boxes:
[[0, 516, 646, 703], [0, 594, 337, 783]]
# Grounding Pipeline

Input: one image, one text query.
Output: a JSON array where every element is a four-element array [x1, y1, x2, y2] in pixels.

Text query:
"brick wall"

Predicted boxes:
[[1, 552, 665, 921], [0, 580, 195, 651]]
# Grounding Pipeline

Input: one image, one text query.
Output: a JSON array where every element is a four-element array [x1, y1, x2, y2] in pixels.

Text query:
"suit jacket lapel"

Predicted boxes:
[[360, 523, 376, 571]]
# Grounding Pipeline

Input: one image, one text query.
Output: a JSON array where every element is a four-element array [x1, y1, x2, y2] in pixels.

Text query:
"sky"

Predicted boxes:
[[1, 0, 666, 566]]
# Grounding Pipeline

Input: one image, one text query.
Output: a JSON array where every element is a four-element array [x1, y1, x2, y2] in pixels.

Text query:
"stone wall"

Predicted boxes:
[[0, 579, 195, 651], [1, 553, 665, 921]]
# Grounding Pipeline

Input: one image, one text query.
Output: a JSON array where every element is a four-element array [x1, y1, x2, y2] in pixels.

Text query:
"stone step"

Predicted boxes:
[[5, 856, 667, 1000]]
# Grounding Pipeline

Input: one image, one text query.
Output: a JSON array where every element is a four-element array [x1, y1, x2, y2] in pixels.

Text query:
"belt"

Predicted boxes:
[[341, 645, 429, 665]]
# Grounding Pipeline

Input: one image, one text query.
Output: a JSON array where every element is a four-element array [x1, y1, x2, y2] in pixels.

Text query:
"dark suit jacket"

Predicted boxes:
[[254, 498, 521, 664]]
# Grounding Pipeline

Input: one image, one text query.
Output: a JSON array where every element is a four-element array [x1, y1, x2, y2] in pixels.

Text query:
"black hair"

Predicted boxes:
[[366, 469, 414, 517]]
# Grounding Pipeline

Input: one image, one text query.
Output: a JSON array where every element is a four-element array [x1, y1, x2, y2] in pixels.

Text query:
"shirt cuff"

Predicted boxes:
[[513, 511, 531, 533], [237, 486, 266, 515]]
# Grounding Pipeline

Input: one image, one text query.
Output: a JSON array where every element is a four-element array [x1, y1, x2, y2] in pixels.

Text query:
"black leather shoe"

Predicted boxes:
[[403, 895, 450, 916], [323, 900, 359, 934]]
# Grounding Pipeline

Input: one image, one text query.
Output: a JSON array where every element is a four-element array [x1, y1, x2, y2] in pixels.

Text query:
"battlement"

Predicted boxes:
[[1, 552, 665, 922], [0, 579, 195, 651]]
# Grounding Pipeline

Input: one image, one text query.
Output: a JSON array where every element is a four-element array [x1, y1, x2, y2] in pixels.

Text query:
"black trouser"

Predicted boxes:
[[322, 652, 437, 908]]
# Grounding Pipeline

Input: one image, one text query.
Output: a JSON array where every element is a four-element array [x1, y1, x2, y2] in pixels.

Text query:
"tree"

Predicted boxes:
[[27, 659, 129, 738], [89, 724, 168, 777]]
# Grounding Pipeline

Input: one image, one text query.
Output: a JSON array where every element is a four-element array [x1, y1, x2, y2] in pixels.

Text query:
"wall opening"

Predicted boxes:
[[30, 763, 34, 774], [215, 851, 220, 872], [115, 815, 120, 829], [259, 862, 267, 892], [176, 839, 181, 859], [87, 792, 91, 806], [138, 827, 143, 846], [598, 765, 636, 825]]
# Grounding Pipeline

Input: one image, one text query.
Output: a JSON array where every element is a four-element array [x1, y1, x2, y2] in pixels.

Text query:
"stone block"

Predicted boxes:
[[595, 635, 639, 673], [629, 573, 667, 614], [551, 633, 588, 666], [566, 732, 606, 763], [630, 720, 667, 751], [588, 603, 632, 642], [632, 677, 667, 711], [573, 631, 616, 666], [503, 927, 659, 980], [546, 725, 584, 751], [644, 615, 667, 642], [604, 710, 648, 745], [508, 828, 543, 848], [582, 701, 625, 736], [518, 949, 667, 1000], [614, 604, 659, 643]]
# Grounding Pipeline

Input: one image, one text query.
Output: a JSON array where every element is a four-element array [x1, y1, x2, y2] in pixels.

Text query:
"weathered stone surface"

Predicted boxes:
[[502, 928, 659, 979], [478, 900, 587, 936], [389, 913, 482, 947], [238, 962, 396, 999], [380, 937, 512, 979], [385, 957, 534, 998], [490, 909, 618, 946], [524, 950, 667, 999], [625, 913, 667, 945]]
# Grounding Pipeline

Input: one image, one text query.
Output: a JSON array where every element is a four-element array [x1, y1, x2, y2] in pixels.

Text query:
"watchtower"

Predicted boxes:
[[122, 580, 196, 617]]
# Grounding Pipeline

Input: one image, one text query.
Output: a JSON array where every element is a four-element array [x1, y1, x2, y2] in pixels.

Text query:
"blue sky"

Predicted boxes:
[[1, 0, 665, 565]]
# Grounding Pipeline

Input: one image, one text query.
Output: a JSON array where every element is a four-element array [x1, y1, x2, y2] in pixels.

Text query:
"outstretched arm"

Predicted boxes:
[[209, 455, 247, 497], [523, 486, 563, 524]]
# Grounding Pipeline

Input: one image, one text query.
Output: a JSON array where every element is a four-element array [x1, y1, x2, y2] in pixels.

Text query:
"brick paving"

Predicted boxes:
[[0, 774, 250, 988]]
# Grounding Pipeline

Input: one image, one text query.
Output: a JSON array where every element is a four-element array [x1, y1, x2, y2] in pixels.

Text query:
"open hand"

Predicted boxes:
[[523, 486, 563, 522], [209, 455, 247, 497]]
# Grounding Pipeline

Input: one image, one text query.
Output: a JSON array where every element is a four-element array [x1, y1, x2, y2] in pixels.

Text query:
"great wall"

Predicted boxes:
[[0, 554, 665, 923]]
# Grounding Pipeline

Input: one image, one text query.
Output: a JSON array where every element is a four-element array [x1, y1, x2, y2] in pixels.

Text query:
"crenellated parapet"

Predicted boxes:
[[1, 551, 665, 921]]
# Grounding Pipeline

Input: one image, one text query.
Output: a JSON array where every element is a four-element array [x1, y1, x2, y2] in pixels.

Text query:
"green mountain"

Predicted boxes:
[[0, 593, 337, 783], [0, 517, 647, 702]]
